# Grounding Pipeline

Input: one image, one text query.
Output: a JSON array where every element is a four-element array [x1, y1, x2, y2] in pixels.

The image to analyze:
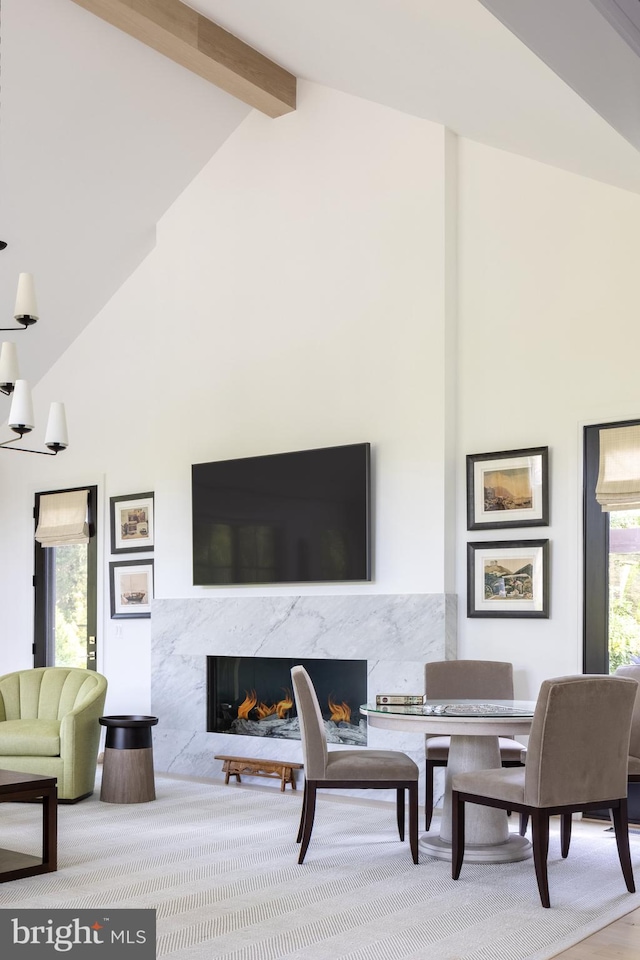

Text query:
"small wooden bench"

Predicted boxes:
[[215, 755, 303, 792]]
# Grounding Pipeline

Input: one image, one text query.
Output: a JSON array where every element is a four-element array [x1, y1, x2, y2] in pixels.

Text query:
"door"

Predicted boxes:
[[584, 421, 640, 673], [33, 485, 98, 669], [584, 422, 640, 821]]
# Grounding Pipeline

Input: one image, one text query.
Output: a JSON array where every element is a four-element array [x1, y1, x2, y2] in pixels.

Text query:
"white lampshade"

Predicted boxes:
[[0, 341, 19, 387], [44, 402, 69, 449], [9, 379, 35, 431], [14, 273, 39, 321]]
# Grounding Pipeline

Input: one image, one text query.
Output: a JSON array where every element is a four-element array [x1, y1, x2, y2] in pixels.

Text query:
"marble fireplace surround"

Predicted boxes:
[[151, 594, 457, 801]]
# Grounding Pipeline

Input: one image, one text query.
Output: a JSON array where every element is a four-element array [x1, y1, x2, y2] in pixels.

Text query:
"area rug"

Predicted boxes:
[[0, 775, 639, 960]]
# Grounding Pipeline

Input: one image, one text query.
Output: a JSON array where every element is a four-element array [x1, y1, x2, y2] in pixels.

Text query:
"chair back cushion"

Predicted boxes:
[[0, 668, 106, 721], [524, 674, 638, 807], [425, 660, 514, 700], [291, 666, 328, 779], [614, 664, 640, 759]]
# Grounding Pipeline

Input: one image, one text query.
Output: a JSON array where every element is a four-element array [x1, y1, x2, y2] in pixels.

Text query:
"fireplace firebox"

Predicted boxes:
[[207, 656, 367, 745]]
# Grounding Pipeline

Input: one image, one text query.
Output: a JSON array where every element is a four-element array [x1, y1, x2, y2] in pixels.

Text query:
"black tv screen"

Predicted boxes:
[[192, 443, 371, 585]]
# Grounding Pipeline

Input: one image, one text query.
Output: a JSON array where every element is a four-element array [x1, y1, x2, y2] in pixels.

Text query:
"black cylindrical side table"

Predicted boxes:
[[99, 715, 159, 804]]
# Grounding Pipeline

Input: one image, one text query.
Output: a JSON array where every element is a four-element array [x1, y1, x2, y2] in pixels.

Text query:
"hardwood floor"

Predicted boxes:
[[552, 906, 640, 958]]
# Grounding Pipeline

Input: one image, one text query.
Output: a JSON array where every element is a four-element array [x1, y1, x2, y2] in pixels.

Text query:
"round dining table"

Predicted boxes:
[[361, 699, 536, 863]]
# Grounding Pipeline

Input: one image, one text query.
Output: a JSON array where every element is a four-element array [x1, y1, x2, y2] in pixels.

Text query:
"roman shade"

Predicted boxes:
[[35, 490, 90, 546], [595, 424, 640, 512]]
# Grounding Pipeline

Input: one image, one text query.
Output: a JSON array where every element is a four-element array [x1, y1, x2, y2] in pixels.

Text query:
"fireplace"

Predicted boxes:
[[207, 656, 368, 745]]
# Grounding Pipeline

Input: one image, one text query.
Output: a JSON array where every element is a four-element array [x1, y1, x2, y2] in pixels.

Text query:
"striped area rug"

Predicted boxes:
[[0, 774, 639, 960]]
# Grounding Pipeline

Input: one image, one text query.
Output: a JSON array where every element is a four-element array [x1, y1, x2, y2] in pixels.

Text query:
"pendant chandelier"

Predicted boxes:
[[0, 2, 67, 457], [0, 267, 69, 456]]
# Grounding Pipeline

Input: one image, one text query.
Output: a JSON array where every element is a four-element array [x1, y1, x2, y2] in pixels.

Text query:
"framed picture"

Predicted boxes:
[[467, 539, 549, 618], [110, 560, 154, 619], [110, 492, 154, 553], [466, 447, 549, 530]]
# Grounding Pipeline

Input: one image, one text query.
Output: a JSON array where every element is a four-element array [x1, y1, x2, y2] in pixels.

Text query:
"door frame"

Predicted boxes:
[[583, 418, 640, 673], [33, 485, 98, 669]]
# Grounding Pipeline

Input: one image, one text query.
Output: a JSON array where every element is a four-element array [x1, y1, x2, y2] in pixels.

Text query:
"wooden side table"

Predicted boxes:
[[0, 769, 57, 882], [99, 715, 158, 803]]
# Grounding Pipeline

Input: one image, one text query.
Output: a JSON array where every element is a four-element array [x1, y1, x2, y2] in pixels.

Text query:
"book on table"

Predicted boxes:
[[375, 694, 426, 705]]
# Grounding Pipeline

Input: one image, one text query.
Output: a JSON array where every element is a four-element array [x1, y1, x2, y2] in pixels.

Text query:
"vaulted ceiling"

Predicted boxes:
[[2, 0, 639, 393]]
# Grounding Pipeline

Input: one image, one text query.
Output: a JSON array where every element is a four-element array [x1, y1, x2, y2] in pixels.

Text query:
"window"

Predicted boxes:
[[584, 421, 640, 673], [33, 486, 98, 669]]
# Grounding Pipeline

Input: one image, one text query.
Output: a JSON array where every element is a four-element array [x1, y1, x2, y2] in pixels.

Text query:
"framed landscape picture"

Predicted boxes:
[[110, 560, 154, 619], [110, 492, 154, 554], [467, 539, 549, 618], [466, 447, 549, 530]]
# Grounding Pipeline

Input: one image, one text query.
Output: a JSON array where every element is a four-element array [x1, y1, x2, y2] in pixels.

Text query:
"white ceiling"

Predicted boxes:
[[480, 0, 640, 156], [2, 0, 640, 396]]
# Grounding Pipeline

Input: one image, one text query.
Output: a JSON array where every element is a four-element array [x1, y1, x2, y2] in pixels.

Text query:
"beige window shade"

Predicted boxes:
[[35, 490, 90, 546], [596, 424, 640, 512]]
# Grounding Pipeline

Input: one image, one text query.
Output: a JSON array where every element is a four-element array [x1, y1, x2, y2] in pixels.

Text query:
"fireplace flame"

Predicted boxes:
[[239, 689, 294, 721], [256, 700, 276, 719], [328, 695, 351, 723], [237, 690, 258, 720], [276, 690, 294, 718]]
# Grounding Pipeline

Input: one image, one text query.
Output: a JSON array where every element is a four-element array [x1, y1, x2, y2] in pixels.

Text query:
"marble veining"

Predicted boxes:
[[151, 593, 456, 803]]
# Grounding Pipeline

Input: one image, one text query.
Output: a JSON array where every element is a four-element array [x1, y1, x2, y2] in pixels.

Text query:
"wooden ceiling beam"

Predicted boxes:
[[70, 0, 296, 118]]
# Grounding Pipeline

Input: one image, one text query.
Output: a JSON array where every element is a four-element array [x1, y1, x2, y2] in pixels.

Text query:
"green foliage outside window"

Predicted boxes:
[[608, 511, 640, 673], [54, 544, 88, 668]]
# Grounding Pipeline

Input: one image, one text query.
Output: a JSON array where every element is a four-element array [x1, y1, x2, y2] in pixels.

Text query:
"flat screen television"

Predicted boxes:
[[192, 442, 371, 585]]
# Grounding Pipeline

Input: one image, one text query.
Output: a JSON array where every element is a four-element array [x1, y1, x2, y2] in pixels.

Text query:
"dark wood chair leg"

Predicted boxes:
[[409, 782, 419, 864], [560, 812, 572, 859], [611, 798, 635, 893], [451, 790, 465, 880], [296, 780, 308, 843], [396, 788, 405, 841], [298, 783, 317, 864], [425, 759, 435, 830], [519, 813, 529, 836], [531, 808, 551, 908]]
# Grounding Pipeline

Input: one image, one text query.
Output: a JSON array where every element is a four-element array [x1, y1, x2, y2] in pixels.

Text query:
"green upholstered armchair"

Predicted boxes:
[[0, 667, 108, 802]]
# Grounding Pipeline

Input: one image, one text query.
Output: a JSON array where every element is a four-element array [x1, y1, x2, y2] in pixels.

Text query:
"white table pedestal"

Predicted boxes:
[[420, 734, 531, 863], [362, 702, 535, 865]]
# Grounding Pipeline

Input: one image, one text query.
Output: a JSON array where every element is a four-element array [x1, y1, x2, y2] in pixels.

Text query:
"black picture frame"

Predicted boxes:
[[109, 559, 154, 619], [110, 492, 154, 554], [466, 447, 549, 531], [467, 539, 549, 618]]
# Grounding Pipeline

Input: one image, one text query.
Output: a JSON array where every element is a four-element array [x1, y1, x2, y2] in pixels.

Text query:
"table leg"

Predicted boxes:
[[42, 786, 57, 872], [420, 734, 531, 863]]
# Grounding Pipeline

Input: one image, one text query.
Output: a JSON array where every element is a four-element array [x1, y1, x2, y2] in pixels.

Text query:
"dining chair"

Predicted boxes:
[[520, 664, 640, 840], [451, 674, 638, 907], [424, 659, 526, 829], [291, 665, 419, 865]]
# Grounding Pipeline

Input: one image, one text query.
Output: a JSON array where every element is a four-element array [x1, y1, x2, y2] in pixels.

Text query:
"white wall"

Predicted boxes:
[[457, 138, 640, 697], [0, 83, 451, 714], [3, 84, 640, 713]]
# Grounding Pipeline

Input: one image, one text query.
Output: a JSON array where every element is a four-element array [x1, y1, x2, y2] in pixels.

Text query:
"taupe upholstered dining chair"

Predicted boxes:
[[291, 665, 419, 865], [451, 674, 638, 908], [520, 664, 640, 840], [424, 660, 526, 829]]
